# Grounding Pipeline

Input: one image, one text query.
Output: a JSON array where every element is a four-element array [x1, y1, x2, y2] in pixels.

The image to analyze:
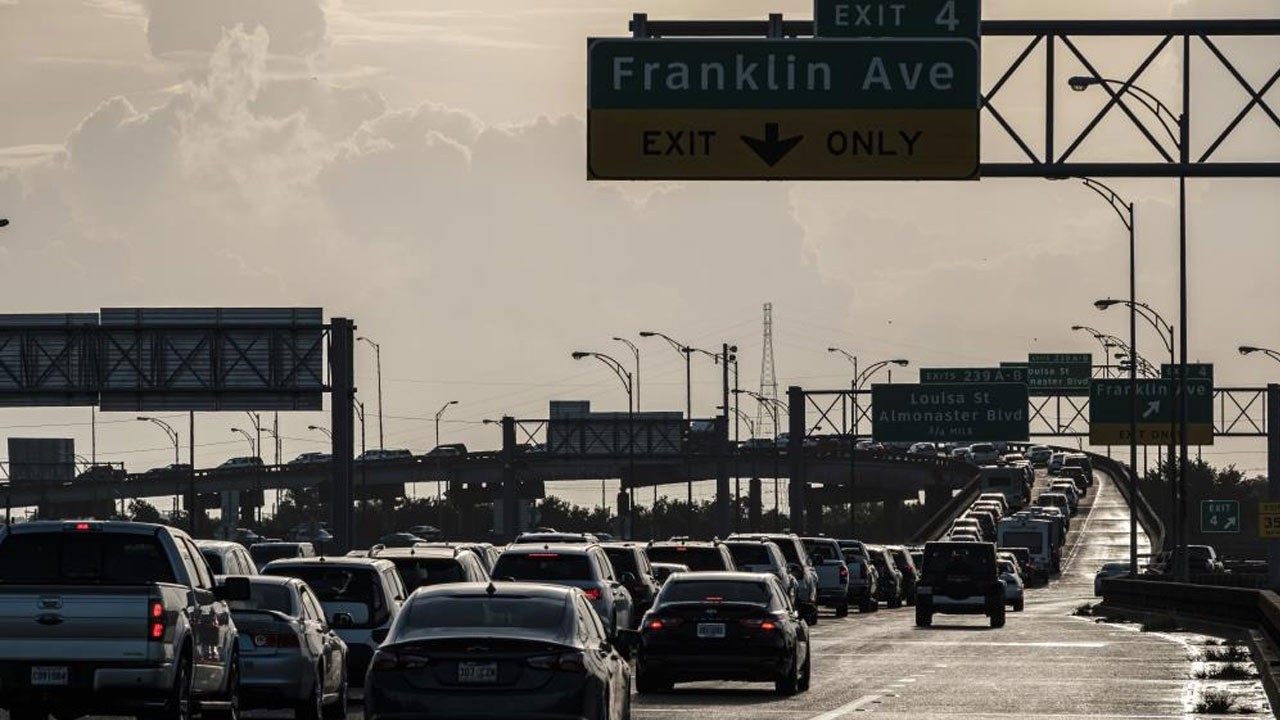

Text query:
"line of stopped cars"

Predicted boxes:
[[0, 505, 1065, 720]]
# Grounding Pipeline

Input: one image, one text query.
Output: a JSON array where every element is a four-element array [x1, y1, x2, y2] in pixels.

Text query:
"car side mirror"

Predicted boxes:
[[619, 572, 637, 584], [371, 627, 390, 644], [214, 576, 251, 602], [332, 612, 355, 629], [787, 563, 801, 576]]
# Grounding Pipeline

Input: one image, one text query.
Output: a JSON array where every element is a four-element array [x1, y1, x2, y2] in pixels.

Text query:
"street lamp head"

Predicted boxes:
[[1070, 325, 1085, 331], [307, 425, 321, 431], [1068, 75, 1101, 92], [230, 427, 243, 433], [891, 359, 909, 367], [448, 400, 459, 406], [0, 219, 9, 228], [1239, 346, 1260, 356], [571, 351, 590, 360], [1095, 299, 1120, 310], [638, 331, 656, 338], [826, 347, 839, 353], [136, 416, 150, 422]]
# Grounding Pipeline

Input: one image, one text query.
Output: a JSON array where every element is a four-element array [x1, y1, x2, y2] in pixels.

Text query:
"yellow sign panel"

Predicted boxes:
[[587, 109, 978, 180], [1089, 423, 1214, 446], [1261, 508, 1280, 539]]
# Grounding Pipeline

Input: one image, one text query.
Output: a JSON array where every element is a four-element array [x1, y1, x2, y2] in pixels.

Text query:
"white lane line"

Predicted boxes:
[[804, 693, 882, 720], [1061, 474, 1105, 573]]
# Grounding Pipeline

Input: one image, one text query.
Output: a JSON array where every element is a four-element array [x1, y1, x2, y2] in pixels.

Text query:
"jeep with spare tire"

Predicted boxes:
[[914, 541, 1005, 629]]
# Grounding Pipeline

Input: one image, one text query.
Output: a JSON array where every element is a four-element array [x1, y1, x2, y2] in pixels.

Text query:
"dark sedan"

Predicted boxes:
[[632, 572, 811, 696], [365, 582, 632, 720]]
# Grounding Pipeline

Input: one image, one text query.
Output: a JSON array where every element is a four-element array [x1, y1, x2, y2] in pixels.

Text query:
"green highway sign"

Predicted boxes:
[[920, 367, 1027, 384], [1089, 378, 1214, 445], [588, 39, 980, 110], [871, 383, 1029, 442], [815, 0, 981, 39], [1027, 353, 1092, 396], [1161, 363, 1214, 382], [1201, 499, 1240, 534], [586, 36, 981, 181]]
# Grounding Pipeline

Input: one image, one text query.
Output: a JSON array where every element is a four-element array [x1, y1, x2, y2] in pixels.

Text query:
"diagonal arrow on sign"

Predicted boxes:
[[1224, 517, 1238, 530], [1142, 400, 1161, 419], [740, 123, 804, 167]]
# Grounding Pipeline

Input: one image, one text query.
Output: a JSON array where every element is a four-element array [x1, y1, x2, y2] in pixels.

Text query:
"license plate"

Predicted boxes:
[[457, 661, 498, 684], [697, 623, 726, 639], [31, 666, 68, 686]]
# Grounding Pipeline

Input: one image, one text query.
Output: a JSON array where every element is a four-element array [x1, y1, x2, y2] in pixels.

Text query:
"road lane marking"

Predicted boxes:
[[804, 694, 882, 720]]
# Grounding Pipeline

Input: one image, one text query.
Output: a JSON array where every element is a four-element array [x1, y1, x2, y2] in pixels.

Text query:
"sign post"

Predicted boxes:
[[1200, 499, 1240, 534], [871, 383, 1028, 442]]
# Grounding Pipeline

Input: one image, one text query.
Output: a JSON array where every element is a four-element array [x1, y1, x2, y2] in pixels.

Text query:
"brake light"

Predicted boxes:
[[739, 618, 778, 631], [839, 566, 849, 579], [370, 648, 430, 671], [148, 600, 164, 640], [704, 596, 724, 602], [528, 651, 585, 673], [582, 588, 602, 602], [528, 553, 559, 559], [75, 522, 91, 531], [646, 617, 683, 631]]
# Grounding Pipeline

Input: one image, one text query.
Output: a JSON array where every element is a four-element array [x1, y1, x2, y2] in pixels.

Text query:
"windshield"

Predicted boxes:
[[660, 579, 769, 605], [252, 545, 303, 565], [201, 550, 224, 575], [0, 532, 175, 585], [602, 548, 638, 575], [647, 546, 728, 571], [263, 565, 384, 627], [727, 544, 772, 566], [403, 596, 566, 630], [492, 553, 592, 581], [804, 542, 840, 562], [1001, 531, 1045, 554], [390, 557, 466, 589]]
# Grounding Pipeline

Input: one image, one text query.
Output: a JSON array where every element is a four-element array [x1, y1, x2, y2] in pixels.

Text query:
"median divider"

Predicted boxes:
[[908, 476, 980, 544]]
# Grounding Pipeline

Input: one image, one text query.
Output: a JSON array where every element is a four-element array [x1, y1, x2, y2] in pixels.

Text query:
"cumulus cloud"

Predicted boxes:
[[144, 0, 327, 56]]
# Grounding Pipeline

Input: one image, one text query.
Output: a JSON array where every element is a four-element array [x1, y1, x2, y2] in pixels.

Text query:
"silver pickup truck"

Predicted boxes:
[[0, 520, 246, 720]]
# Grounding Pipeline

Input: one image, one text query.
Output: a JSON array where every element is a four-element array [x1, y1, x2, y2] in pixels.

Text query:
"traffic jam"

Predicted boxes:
[[0, 448, 1085, 720]]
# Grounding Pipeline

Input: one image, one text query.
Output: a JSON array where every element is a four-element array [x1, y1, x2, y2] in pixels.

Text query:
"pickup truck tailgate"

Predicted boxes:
[[0, 589, 155, 662]]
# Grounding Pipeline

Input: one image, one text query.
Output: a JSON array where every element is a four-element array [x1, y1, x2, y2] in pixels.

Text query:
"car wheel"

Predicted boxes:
[[635, 666, 671, 694], [8, 707, 47, 720], [860, 599, 876, 613], [990, 604, 1006, 628], [774, 650, 800, 696], [835, 602, 850, 618], [889, 597, 903, 609], [143, 651, 193, 720], [322, 673, 348, 720], [295, 665, 324, 720], [203, 655, 241, 720], [915, 606, 932, 627], [797, 645, 812, 692], [1014, 598, 1024, 612]]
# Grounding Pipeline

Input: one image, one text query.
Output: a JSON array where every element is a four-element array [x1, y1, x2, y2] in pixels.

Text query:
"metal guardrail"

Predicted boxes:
[[908, 477, 981, 545]]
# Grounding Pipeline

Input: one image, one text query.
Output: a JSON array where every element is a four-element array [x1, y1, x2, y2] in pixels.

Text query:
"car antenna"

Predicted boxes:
[[485, 581, 497, 597]]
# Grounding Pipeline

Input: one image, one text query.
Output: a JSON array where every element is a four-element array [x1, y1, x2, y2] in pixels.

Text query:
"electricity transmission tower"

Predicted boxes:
[[757, 303, 778, 440]]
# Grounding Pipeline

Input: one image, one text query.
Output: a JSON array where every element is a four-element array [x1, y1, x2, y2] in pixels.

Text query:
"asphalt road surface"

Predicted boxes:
[[16, 468, 1204, 720]]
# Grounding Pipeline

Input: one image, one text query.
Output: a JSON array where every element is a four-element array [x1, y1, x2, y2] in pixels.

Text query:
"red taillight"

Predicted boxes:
[[148, 601, 164, 640], [75, 522, 91, 531], [582, 588, 602, 602], [646, 617, 683, 631], [371, 649, 430, 672], [527, 651, 585, 673], [739, 618, 778, 631], [839, 566, 849, 579], [528, 553, 559, 559], [704, 596, 724, 602]]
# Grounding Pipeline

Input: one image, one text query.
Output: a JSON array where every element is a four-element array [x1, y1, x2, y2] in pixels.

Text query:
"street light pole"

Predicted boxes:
[[137, 416, 180, 464], [1072, 73, 1191, 582], [829, 349, 908, 537], [434, 401, 459, 448], [1076, 178, 1139, 575], [572, 351, 635, 538], [358, 336, 385, 450], [613, 337, 641, 412], [230, 428, 256, 457]]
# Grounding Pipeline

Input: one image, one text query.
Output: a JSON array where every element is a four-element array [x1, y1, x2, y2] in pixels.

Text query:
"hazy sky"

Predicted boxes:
[[0, 0, 1278, 478]]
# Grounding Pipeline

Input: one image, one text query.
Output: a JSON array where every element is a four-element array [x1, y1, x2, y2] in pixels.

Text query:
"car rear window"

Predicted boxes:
[[647, 546, 728, 571], [263, 565, 382, 625], [231, 582, 296, 615], [726, 544, 771, 566], [923, 545, 995, 576], [391, 558, 466, 589], [405, 596, 566, 630], [660, 580, 769, 605], [804, 542, 839, 562], [201, 551, 224, 575], [251, 545, 303, 565], [602, 548, 638, 575], [0, 532, 175, 585], [492, 553, 592, 581]]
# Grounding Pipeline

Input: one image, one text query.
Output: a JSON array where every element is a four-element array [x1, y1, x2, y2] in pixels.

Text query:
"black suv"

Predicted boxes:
[[915, 541, 1005, 629], [646, 540, 737, 572], [602, 543, 662, 619]]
